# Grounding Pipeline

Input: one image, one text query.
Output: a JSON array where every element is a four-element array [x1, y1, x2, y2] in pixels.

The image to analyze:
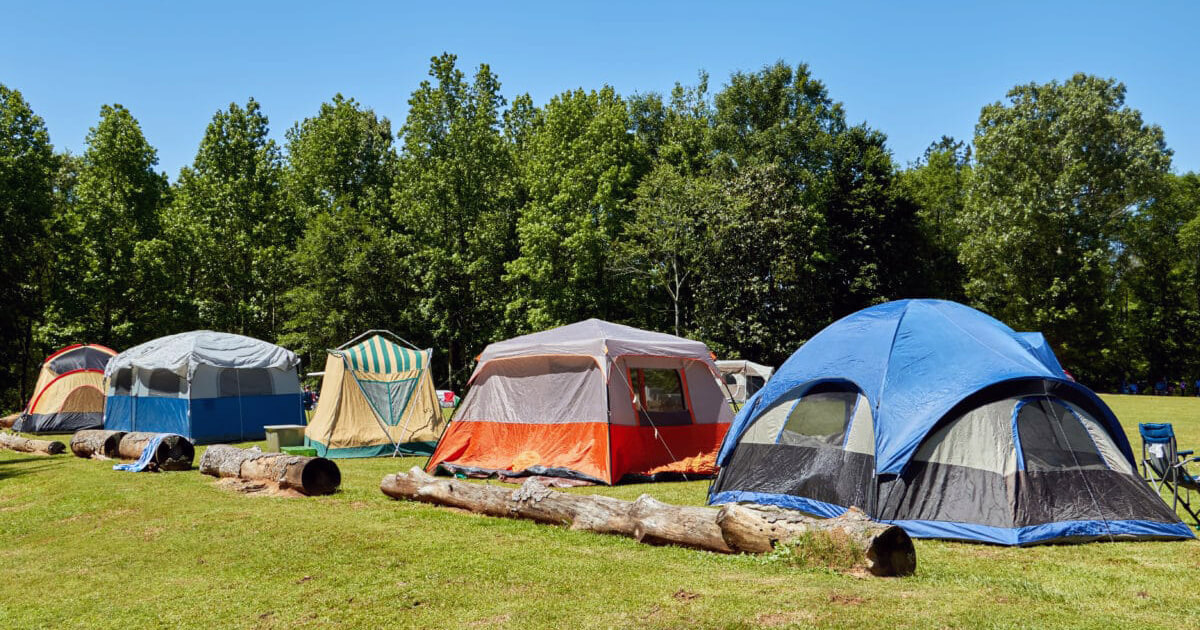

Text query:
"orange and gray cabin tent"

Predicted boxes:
[[426, 319, 735, 485], [305, 332, 446, 457], [14, 344, 117, 433]]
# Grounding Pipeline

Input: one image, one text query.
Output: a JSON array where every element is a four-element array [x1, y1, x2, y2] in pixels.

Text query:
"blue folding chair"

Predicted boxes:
[[1139, 422, 1200, 526]]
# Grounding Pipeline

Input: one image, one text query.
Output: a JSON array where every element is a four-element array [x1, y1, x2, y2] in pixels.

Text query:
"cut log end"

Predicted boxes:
[[298, 457, 341, 496], [866, 525, 917, 577]]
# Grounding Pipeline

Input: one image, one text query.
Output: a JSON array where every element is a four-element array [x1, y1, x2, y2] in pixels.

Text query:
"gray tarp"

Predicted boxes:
[[472, 318, 718, 382], [105, 331, 299, 380]]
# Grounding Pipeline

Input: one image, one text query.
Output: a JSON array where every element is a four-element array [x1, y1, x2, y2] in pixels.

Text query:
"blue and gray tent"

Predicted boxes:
[[709, 299, 1193, 545], [103, 331, 304, 443]]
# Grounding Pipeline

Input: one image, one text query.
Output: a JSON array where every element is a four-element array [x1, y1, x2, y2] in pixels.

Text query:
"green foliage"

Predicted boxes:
[[0, 85, 56, 409], [757, 529, 866, 572], [505, 85, 648, 332], [393, 53, 518, 387], [280, 95, 400, 363], [43, 104, 170, 351], [170, 99, 291, 339], [3, 58, 1197, 394], [897, 137, 972, 300], [960, 74, 1171, 381]]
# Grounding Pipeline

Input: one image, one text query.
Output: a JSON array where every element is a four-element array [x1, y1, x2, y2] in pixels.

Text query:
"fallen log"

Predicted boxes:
[[0, 413, 18, 429], [380, 467, 915, 576], [70, 430, 126, 459], [199, 444, 341, 496], [118, 432, 194, 470], [0, 432, 66, 455]]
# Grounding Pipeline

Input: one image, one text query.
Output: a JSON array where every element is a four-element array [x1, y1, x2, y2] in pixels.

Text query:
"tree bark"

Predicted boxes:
[[118, 432, 194, 471], [199, 444, 341, 496], [380, 467, 915, 576], [70, 430, 126, 459], [0, 432, 66, 455]]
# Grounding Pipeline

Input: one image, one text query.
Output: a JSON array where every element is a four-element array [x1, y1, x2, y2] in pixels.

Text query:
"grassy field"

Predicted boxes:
[[3, 394, 1200, 628]]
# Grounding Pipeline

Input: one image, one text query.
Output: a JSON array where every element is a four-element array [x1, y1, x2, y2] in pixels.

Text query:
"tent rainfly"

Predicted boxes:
[[14, 344, 117, 433], [715, 360, 774, 405], [710, 299, 1193, 546], [305, 332, 446, 457], [103, 331, 303, 444], [427, 319, 734, 485]]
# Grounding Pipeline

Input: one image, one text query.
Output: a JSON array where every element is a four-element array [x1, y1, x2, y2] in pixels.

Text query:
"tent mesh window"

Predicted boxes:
[[630, 368, 691, 426], [779, 388, 856, 447], [355, 377, 419, 426], [147, 369, 186, 396], [746, 375, 766, 396], [1017, 397, 1109, 472], [219, 368, 276, 397], [112, 368, 133, 395]]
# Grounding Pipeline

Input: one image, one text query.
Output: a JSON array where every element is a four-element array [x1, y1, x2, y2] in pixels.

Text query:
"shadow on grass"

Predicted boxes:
[[0, 456, 66, 481]]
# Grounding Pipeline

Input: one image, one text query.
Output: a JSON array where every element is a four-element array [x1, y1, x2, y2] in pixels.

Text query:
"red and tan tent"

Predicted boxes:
[[427, 319, 734, 484], [14, 344, 117, 433]]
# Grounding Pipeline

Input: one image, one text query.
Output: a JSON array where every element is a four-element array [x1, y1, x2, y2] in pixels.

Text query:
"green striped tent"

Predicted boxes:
[[306, 334, 447, 458], [341, 335, 427, 373]]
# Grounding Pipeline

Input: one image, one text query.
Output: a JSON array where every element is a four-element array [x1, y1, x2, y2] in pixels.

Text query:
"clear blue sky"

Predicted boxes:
[[4, 0, 1198, 179]]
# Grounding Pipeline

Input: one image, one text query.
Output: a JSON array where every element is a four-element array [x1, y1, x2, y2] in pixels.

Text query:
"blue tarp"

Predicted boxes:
[[716, 299, 1135, 476]]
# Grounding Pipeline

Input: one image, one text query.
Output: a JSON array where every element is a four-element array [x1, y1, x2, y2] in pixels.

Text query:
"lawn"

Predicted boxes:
[[2, 394, 1200, 629]]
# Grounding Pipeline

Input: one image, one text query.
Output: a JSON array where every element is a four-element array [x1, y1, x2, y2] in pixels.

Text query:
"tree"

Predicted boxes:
[[504, 86, 647, 331], [47, 104, 169, 350], [171, 99, 291, 339], [612, 165, 719, 336], [282, 93, 397, 223], [393, 53, 518, 388], [898, 136, 972, 300], [281, 94, 401, 361], [1118, 173, 1200, 381], [0, 85, 56, 410], [959, 74, 1171, 380]]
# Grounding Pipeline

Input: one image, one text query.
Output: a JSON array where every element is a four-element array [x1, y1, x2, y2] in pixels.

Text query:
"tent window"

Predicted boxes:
[[724, 373, 738, 385], [630, 368, 691, 426], [779, 385, 857, 447], [112, 368, 132, 395], [147, 369, 186, 396], [1017, 398, 1108, 472], [747, 375, 765, 395], [219, 368, 275, 397]]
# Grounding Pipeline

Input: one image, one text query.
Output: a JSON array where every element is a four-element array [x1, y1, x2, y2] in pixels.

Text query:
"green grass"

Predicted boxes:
[[3, 394, 1200, 628]]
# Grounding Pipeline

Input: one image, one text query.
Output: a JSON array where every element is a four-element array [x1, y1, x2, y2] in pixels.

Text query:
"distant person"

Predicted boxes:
[[1194, 377, 1200, 396], [301, 386, 315, 411]]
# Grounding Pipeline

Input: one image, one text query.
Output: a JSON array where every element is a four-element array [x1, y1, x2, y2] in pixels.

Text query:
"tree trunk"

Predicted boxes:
[[118, 432, 195, 470], [70, 430, 126, 459], [199, 444, 341, 496], [380, 467, 915, 576], [0, 432, 66, 455]]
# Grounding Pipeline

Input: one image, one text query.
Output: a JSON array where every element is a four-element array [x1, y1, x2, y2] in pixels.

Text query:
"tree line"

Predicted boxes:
[[2, 54, 1196, 410]]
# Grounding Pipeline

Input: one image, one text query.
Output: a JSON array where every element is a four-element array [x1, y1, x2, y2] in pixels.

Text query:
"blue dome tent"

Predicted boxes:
[[103, 331, 304, 444], [709, 299, 1192, 545]]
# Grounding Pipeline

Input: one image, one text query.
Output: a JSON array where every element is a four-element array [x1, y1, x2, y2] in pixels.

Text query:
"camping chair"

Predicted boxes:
[[1139, 422, 1200, 526]]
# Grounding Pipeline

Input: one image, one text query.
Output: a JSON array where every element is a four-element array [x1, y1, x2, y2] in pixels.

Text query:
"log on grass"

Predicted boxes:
[[70, 430, 126, 459], [0, 432, 66, 455], [117, 432, 194, 470], [199, 444, 340, 495], [379, 467, 915, 576]]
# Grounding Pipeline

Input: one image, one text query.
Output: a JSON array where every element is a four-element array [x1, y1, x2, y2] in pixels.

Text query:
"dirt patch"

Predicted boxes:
[[215, 477, 305, 498], [828, 592, 865, 605], [673, 589, 701, 601]]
